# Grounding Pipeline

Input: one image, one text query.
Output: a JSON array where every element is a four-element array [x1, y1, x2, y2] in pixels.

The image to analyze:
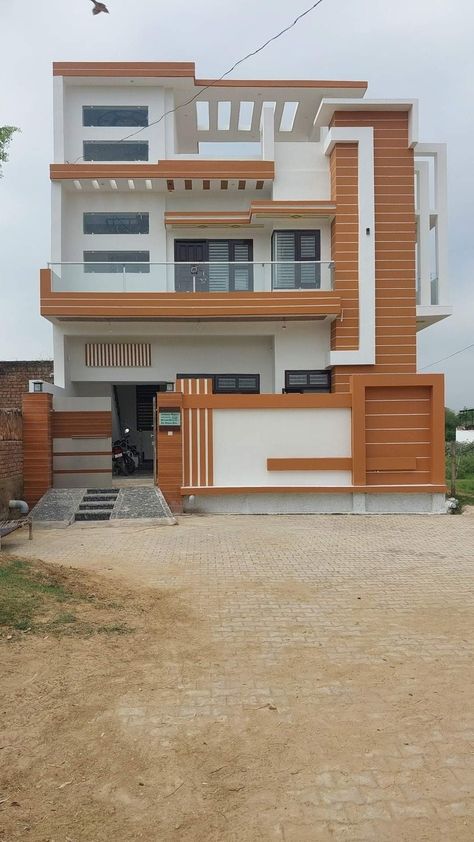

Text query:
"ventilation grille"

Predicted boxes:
[[85, 343, 151, 367]]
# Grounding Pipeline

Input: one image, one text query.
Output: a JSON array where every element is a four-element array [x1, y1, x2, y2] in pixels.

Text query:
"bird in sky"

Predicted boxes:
[[91, 0, 109, 14]]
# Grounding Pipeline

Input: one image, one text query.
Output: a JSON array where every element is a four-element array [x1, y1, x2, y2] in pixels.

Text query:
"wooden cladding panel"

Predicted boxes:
[[329, 142, 359, 354], [52, 411, 112, 438], [351, 375, 444, 489], [330, 111, 417, 393], [50, 161, 275, 182], [267, 458, 352, 472], [156, 392, 184, 512], [22, 393, 53, 506], [85, 342, 151, 367], [40, 271, 341, 321]]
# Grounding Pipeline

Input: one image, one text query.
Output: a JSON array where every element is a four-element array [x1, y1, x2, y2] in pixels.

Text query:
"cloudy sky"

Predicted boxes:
[[0, 0, 472, 409]]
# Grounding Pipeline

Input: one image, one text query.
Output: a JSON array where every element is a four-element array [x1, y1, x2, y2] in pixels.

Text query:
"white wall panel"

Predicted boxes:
[[213, 408, 351, 486]]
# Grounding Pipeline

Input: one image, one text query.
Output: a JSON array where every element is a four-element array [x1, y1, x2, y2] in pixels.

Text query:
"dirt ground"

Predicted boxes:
[[1, 514, 474, 841]]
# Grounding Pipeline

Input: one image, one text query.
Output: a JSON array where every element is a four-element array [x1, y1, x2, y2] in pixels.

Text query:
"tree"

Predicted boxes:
[[445, 407, 458, 442], [0, 126, 20, 177]]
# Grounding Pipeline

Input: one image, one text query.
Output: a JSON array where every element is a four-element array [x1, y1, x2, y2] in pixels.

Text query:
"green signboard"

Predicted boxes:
[[158, 410, 181, 428]]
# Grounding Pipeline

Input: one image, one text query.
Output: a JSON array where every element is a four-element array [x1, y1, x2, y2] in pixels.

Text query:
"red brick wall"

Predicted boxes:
[[0, 409, 24, 518], [0, 361, 54, 411]]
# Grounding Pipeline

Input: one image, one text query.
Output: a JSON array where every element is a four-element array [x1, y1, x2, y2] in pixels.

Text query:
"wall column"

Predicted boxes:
[[156, 391, 184, 513], [22, 393, 53, 507]]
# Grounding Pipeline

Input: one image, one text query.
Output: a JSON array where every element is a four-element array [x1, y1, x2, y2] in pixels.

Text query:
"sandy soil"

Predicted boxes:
[[1, 516, 474, 841]]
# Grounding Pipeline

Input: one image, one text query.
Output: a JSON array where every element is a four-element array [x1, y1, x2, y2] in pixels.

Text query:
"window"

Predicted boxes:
[[83, 212, 149, 235], [83, 141, 148, 161], [272, 230, 321, 289], [177, 374, 260, 394], [83, 250, 150, 273], [284, 370, 331, 393], [174, 239, 253, 292], [83, 106, 148, 127]]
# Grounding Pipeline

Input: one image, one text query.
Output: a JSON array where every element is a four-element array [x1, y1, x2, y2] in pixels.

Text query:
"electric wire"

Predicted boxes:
[[71, 0, 327, 162], [420, 342, 474, 370]]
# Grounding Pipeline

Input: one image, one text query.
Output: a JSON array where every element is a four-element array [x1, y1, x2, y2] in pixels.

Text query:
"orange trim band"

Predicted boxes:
[[183, 394, 351, 409], [267, 458, 352, 471], [165, 200, 336, 227], [50, 161, 275, 182], [52, 62, 367, 91]]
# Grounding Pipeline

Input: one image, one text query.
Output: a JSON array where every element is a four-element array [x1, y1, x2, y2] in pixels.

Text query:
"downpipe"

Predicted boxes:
[[9, 500, 30, 515]]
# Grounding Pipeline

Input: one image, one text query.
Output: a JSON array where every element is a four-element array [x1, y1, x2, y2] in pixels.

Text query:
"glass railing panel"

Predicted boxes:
[[49, 262, 335, 293]]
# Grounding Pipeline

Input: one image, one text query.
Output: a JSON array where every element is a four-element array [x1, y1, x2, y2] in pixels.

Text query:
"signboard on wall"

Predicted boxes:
[[158, 409, 181, 429]]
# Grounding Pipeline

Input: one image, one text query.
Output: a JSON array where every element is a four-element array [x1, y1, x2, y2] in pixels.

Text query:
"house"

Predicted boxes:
[[25, 61, 451, 514]]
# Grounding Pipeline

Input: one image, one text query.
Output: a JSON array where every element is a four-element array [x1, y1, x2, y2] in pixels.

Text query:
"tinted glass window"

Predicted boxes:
[[83, 141, 148, 161], [83, 212, 149, 235], [84, 251, 150, 273], [83, 106, 148, 127]]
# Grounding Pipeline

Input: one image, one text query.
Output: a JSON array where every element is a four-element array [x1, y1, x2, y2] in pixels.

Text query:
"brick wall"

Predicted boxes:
[[0, 361, 54, 411], [0, 408, 23, 518]]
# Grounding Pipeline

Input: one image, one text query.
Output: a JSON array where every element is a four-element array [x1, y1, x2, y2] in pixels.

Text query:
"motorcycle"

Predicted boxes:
[[112, 442, 129, 475], [113, 428, 138, 474]]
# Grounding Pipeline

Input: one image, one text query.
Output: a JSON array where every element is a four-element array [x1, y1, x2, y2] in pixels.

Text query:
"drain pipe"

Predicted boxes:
[[9, 500, 30, 515]]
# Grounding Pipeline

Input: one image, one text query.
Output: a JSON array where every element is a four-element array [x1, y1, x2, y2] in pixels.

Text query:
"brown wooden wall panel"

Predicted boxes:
[[330, 111, 417, 393], [22, 393, 53, 506], [52, 411, 112, 438], [40, 270, 341, 322], [156, 392, 184, 512], [267, 458, 352, 471], [351, 374, 445, 489]]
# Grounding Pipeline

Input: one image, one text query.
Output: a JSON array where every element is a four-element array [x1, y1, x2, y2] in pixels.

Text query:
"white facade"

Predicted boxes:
[[47, 67, 451, 445]]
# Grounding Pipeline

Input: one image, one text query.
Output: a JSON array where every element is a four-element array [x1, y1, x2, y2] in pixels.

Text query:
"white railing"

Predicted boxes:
[[48, 261, 335, 294]]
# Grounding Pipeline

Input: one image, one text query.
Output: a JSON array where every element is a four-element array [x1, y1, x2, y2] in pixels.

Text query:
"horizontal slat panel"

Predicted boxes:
[[366, 457, 417, 471]]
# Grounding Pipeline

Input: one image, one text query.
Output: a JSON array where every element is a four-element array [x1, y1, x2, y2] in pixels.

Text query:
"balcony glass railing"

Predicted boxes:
[[49, 262, 335, 294]]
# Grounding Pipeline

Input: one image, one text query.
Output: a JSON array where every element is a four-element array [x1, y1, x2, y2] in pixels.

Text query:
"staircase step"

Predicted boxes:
[[75, 510, 112, 521], [79, 502, 115, 511], [82, 494, 118, 503]]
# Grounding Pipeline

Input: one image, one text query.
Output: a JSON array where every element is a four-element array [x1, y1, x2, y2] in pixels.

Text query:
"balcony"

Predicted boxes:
[[40, 263, 341, 322], [48, 261, 335, 294]]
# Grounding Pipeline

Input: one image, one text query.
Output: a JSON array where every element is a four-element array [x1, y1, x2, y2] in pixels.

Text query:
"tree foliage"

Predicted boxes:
[[0, 126, 20, 176], [445, 407, 458, 442]]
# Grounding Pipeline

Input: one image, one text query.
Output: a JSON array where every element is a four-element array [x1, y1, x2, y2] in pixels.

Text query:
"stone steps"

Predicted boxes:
[[75, 488, 119, 522]]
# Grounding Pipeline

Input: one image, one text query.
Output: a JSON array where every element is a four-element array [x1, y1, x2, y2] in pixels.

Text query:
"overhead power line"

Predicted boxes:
[[72, 0, 327, 162], [420, 342, 474, 370]]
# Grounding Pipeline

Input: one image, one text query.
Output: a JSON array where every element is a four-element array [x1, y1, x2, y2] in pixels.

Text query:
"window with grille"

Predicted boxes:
[[177, 373, 260, 394], [284, 370, 331, 393], [272, 230, 321, 289]]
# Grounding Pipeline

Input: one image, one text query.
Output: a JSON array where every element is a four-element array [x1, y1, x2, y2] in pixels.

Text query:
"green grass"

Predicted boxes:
[[454, 477, 474, 508], [0, 557, 131, 636]]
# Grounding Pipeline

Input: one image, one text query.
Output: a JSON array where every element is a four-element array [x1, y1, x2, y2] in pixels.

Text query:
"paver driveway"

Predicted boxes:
[[5, 513, 474, 840]]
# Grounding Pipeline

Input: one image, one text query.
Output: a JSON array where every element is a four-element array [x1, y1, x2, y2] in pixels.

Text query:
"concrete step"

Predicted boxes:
[[79, 502, 115, 511], [75, 510, 112, 521], [82, 494, 118, 503], [87, 488, 120, 494]]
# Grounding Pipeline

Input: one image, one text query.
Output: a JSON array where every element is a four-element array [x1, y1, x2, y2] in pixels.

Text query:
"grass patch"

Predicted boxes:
[[0, 556, 131, 637], [453, 478, 474, 509]]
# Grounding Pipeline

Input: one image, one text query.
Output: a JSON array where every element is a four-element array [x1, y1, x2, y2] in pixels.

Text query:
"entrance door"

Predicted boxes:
[[174, 240, 208, 292]]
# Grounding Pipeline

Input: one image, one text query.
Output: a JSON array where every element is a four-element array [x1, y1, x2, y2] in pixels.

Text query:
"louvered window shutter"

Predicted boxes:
[[208, 241, 230, 291], [273, 232, 296, 289]]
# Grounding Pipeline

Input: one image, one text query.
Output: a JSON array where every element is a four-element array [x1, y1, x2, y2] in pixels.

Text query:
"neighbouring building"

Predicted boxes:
[[0, 361, 54, 410], [27, 61, 451, 513]]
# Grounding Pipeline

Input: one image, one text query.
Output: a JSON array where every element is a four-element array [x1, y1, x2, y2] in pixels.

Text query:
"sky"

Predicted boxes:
[[0, 0, 472, 409]]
